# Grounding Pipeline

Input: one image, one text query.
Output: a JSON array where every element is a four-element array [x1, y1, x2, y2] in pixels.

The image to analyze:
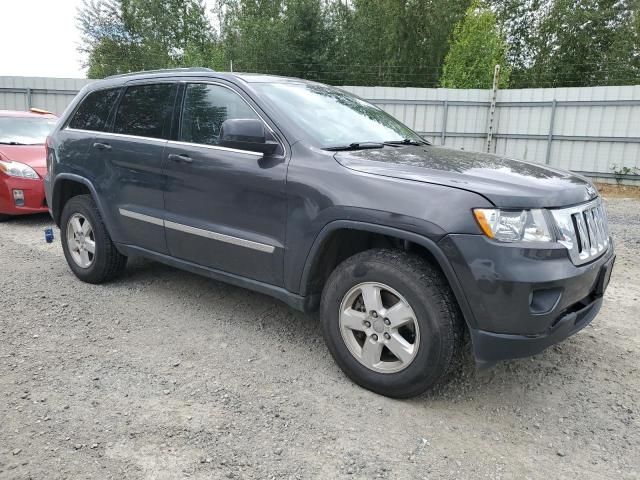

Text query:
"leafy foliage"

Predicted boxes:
[[77, 0, 222, 78], [324, 0, 471, 86], [496, 0, 640, 87], [440, 1, 510, 88], [76, 0, 640, 88]]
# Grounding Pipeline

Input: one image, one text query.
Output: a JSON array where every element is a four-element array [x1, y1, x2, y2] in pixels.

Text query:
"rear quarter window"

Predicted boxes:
[[113, 83, 176, 139], [68, 88, 120, 131]]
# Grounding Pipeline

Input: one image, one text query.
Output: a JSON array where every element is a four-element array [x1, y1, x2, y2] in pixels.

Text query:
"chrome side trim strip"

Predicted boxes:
[[167, 140, 264, 157], [164, 220, 275, 253], [119, 208, 164, 226], [66, 128, 169, 144], [118, 208, 275, 253], [66, 128, 264, 157]]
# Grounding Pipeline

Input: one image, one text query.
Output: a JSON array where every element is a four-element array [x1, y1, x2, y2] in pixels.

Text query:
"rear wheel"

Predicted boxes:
[[60, 195, 127, 283], [320, 249, 463, 398]]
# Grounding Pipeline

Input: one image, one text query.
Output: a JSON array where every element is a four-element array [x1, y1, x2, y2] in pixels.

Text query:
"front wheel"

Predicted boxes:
[[320, 249, 463, 398], [60, 195, 127, 283]]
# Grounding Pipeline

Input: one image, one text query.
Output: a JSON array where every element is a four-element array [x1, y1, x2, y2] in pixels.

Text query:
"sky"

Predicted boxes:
[[0, 0, 218, 79], [0, 0, 87, 78]]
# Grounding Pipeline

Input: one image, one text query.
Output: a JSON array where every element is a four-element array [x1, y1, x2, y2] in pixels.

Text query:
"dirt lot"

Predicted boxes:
[[1, 197, 638, 480]]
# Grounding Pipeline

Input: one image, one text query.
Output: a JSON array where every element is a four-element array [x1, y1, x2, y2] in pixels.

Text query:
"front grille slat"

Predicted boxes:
[[596, 206, 607, 249], [575, 212, 590, 252], [551, 198, 610, 266], [591, 209, 603, 250], [584, 211, 596, 254]]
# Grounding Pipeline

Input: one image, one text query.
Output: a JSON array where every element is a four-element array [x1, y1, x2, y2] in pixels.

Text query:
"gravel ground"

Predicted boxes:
[[1, 197, 638, 480]]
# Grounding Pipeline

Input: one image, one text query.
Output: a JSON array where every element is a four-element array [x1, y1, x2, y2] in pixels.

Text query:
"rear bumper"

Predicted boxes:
[[439, 234, 615, 365], [0, 174, 48, 216]]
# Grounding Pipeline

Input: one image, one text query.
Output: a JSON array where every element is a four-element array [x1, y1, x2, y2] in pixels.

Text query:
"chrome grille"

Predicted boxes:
[[550, 199, 610, 265]]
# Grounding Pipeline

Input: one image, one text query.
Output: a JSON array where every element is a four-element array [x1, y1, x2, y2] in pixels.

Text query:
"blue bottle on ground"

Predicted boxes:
[[44, 227, 54, 244]]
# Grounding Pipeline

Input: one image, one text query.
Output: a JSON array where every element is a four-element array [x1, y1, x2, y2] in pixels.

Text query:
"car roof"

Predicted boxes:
[[232, 73, 313, 84], [85, 68, 318, 91], [0, 109, 57, 119]]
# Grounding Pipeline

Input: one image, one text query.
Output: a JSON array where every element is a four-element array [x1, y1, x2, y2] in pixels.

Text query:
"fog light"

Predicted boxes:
[[529, 287, 563, 315], [13, 189, 24, 206]]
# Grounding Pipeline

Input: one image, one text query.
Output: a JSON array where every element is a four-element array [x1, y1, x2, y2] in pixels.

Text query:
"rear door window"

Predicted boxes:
[[68, 88, 120, 132], [179, 83, 259, 146], [113, 83, 176, 139]]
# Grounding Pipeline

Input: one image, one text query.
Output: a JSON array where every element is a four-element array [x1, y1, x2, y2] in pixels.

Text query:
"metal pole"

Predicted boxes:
[[486, 64, 500, 153], [230, 60, 233, 72], [26, 87, 32, 109], [545, 99, 557, 165], [441, 100, 448, 146]]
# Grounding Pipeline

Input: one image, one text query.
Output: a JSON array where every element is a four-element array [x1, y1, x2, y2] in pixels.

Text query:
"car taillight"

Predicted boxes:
[[45, 136, 54, 174]]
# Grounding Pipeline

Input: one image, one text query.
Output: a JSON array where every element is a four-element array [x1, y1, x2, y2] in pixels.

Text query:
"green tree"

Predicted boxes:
[[77, 0, 639, 87], [440, 1, 510, 88], [77, 0, 223, 78], [492, 0, 640, 88], [491, 0, 551, 71], [282, 0, 333, 79], [216, 0, 285, 71], [216, 0, 333, 78], [527, 0, 640, 87], [216, 0, 469, 86], [328, 0, 470, 86]]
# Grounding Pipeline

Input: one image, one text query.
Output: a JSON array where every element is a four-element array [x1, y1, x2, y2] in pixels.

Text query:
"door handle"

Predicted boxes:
[[168, 153, 193, 163], [92, 142, 111, 151]]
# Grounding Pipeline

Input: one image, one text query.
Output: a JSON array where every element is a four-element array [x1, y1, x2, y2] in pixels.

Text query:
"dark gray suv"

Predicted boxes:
[[45, 68, 615, 398]]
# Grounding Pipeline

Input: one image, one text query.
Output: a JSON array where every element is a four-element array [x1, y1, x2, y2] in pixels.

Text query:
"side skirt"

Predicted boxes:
[[116, 243, 311, 313]]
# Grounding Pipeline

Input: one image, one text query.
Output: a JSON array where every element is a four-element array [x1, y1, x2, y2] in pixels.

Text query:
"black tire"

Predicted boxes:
[[320, 249, 464, 398], [60, 195, 127, 284], [0, 213, 11, 222]]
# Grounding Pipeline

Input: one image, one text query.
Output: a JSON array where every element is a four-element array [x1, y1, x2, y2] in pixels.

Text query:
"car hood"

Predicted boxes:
[[334, 145, 597, 208], [0, 144, 47, 177]]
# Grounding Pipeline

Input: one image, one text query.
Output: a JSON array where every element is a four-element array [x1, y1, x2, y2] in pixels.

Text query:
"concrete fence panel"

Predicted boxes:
[[1, 76, 638, 181]]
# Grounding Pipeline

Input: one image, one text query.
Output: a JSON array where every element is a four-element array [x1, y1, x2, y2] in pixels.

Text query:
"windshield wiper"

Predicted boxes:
[[383, 138, 427, 146], [0, 141, 27, 145], [324, 142, 385, 151]]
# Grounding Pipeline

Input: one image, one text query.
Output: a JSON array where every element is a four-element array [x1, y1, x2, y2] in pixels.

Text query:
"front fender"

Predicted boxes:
[[297, 220, 477, 330]]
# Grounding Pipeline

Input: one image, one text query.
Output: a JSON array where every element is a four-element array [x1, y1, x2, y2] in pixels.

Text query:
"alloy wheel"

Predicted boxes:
[[66, 213, 96, 268], [339, 282, 420, 374]]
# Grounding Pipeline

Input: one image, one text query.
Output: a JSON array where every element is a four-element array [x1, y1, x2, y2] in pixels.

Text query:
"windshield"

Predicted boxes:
[[0, 116, 57, 145], [253, 83, 424, 148]]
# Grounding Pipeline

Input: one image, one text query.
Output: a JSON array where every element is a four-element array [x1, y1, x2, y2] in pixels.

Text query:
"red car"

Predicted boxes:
[[0, 109, 57, 221]]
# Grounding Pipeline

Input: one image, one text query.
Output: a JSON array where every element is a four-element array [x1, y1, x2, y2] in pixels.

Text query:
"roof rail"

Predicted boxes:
[[104, 67, 215, 79]]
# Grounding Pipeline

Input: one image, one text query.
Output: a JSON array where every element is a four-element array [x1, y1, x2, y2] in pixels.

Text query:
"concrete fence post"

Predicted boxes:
[[486, 64, 501, 153], [545, 99, 558, 165], [441, 100, 448, 146]]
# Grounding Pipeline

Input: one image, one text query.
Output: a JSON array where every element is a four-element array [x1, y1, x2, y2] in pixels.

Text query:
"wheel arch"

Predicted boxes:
[[298, 220, 478, 329], [51, 174, 108, 229]]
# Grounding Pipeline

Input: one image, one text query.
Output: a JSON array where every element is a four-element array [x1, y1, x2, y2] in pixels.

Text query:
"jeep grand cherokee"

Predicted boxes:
[[45, 68, 615, 398]]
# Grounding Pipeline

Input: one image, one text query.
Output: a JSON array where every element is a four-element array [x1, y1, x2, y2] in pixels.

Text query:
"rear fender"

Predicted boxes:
[[51, 174, 111, 232]]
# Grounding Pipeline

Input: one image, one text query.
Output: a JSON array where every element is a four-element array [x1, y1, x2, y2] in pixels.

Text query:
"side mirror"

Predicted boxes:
[[219, 118, 279, 155]]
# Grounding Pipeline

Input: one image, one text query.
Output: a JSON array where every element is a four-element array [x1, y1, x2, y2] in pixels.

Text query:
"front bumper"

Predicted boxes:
[[439, 234, 615, 365], [0, 174, 48, 216]]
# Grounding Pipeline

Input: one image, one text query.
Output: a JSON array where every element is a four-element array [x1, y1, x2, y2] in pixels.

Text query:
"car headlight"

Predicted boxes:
[[473, 208, 553, 242], [0, 159, 39, 179]]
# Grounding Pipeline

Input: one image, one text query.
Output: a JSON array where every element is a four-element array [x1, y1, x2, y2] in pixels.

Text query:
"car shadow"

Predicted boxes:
[[114, 253, 608, 404], [0, 212, 53, 226]]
